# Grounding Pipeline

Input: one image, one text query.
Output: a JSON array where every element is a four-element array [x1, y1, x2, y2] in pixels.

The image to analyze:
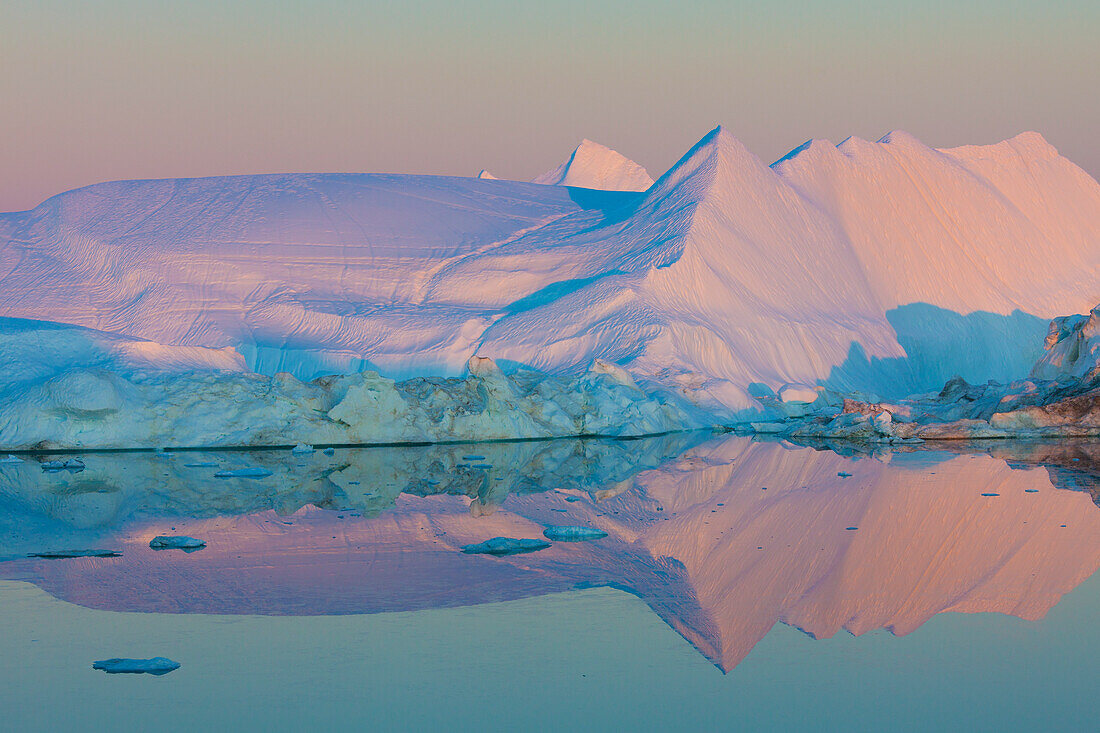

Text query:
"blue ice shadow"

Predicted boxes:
[[823, 303, 1049, 398]]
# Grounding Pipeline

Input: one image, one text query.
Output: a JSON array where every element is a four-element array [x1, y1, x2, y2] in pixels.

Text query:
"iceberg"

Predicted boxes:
[[542, 526, 608, 542], [92, 657, 180, 675], [214, 467, 274, 479], [28, 549, 121, 559], [461, 537, 552, 556], [149, 536, 206, 551], [0, 127, 1098, 448]]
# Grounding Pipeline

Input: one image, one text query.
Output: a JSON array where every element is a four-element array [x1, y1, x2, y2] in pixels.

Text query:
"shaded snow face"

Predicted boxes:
[[1, 128, 1099, 415], [1, 435, 1098, 673]]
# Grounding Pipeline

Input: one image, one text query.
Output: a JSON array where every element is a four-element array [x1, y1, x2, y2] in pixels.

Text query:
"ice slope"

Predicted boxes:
[[1, 127, 1098, 423], [468, 128, 1100, 409], [0, 173, 636, 380], [532, 139, 655, 191]]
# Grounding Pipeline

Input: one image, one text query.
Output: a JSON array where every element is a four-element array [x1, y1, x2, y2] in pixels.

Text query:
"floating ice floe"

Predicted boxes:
[[214, 467, 273, 479], [461, 537, 552, 555], [291, 443, 314, 454], [92, 657, 180, 675], [0, 454, 23, 463], [542, 526, 608, 542], [40, 458, 85, 472], [28, 549, 121, 559], [149, 536, 206, 551]]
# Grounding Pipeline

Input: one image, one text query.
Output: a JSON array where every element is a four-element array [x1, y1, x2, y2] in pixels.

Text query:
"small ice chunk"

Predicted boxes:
[[184, 461, 219, 468], [149, 536, 206, 551], [462, 455, 486, 461], [214, 467, 273, 478], [778, 384, 819, 404], [322, 448, 336, 456], [980, 492, 1000, 497], [41, 458, 85, 472], [461, 537, 551, 555], [543, 526, 608, 542], [837, 471, 852, 478], [291, 443, 314, 454], [93, 657, 180, 675], [28, 549, 121, 559]]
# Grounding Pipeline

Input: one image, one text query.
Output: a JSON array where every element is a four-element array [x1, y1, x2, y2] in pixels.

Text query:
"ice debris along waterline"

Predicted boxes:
[[747, 303, 1100, 442], [461, 537, 552, 556], [542, 526, 608, 542], [92, 657, 180, 675], [149, 536, 206, 551], [0, 319, 708, 450]]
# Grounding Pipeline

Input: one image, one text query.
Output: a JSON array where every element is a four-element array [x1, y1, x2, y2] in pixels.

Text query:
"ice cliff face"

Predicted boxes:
[[1032, 303, 1100, 382], [1, 126, 1098, 427], [0, 319, 708, 449]]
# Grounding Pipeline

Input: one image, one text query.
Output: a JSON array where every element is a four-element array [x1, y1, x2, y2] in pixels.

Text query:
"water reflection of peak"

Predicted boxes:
[[3, 435, 1099, 674]]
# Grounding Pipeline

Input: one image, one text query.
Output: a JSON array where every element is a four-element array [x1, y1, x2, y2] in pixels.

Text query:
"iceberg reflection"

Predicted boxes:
[[2, 433, 1099, 672]]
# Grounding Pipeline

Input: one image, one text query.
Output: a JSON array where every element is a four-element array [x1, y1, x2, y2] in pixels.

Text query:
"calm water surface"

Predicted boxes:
[[1, 434, 1098, 731]]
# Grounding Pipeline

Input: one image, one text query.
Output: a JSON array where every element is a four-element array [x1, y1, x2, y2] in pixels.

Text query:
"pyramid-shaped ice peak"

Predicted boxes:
[[532, 139, 654, 192]]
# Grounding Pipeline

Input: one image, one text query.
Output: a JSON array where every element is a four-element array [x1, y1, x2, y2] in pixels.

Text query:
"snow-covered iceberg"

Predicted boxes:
[[1, 127, 1098, 446]]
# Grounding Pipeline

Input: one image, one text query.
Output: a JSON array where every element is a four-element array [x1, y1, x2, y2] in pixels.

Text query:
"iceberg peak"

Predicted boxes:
[[532, 139, 653, 192]]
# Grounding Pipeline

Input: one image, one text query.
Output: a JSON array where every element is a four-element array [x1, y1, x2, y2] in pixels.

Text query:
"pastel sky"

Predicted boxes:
[[2, 0, 1097, 212]]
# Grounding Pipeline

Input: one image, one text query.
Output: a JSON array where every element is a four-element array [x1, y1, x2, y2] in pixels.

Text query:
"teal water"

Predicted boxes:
[[1, 575, 1098, 731], [1, 434, 1098, 731]]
